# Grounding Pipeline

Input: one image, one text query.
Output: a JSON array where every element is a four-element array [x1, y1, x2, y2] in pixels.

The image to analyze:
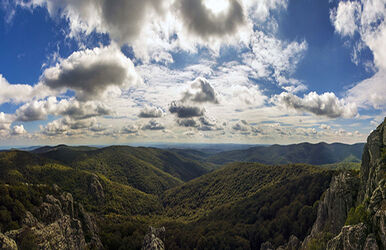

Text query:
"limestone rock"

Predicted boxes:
[[142, 227, 165, 250], [3, 187, 103, 250], [0, 233, 17, 250], [358, 118, 386, 205], [89, 174, 105, 201], [301, 171, 359, 249], [326, 223, 368, 250], [260, 241, 274, 250], [363, 234, 379, 250]]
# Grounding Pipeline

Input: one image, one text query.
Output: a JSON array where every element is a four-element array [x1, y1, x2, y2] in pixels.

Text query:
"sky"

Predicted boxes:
[[0, 0, 385, 146]]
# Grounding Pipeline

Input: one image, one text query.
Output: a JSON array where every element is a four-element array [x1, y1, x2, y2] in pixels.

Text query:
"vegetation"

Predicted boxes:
[[38, 146, 213, 195], [160, 163, 333, 248], [0, 183, 52, 232], [345, 204, 371, 226], [207, 142, 364, 165], [0, 144, 363, 249], [306, 232, 335, 250]]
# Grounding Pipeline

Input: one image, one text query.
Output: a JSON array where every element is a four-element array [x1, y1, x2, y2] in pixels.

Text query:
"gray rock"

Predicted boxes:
[[89, 174, 105, 201], [373, 208, 386, 247], [0, 233, 17, 250], [363, 234, 379, 250], [286, 235, 300, 250], [358, 118, 386, 205], [3, 190, 103, 250], [326, 223, 368, 250], [142, 227, 165, 250], [301, 171, 359, 249], [260, 241, 274, 250]]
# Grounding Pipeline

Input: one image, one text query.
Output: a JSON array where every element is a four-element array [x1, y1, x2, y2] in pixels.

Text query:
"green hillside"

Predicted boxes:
[[161, 163, 334, 249], [0, 151, 162, 216], [37, 145, 212, 194], [207, 142, 364, 165]]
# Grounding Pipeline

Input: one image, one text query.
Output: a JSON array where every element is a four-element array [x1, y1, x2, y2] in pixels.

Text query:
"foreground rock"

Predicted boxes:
[[303, 118, 386, 250], [1, 187, 102, 249], [301, 171, 359, 248], [142, 226, 165, 250]]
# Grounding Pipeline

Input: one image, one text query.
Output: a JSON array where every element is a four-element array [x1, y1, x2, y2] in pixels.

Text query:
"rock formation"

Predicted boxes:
[[0, 187, 102, 250], [301, 172, 359, 248], [306, 118, 385, 250], [142, 226, 166, 250], [271, 118, 385, 250]]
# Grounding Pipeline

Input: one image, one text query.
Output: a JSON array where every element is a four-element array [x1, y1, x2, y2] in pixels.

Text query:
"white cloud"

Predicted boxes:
[[0, 112, 13, 131], [41, 44, 142, 101], [243, 31, 307, 88], [182, 78, 219, 104], [12, 125, 27, 135], [142, 119, 165, 131], [346, 70, 386, 110], [16, 97, 113, 122], [40, 117, 108, 137], [272, 91, 358, 118], [331, 0, 386, 110], [330, 1, 361, 37], [0, 74, 50, 105], [176, 0, 245, 40], [139, 106, 165, 118]]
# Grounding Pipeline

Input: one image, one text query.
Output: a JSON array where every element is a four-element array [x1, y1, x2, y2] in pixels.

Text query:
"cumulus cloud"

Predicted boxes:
[[16, 97, 113, 122], [41, 45, 142, 101], [40, 117, 107, 137], [182, 77, 219, 104], [121, 124, 141, 135], [169, 101, 205, 118], [0, 74, 50, 105], [330, 1, 361, 37], [20, 0, 166, 44], [176, 0, 245, 40], [12, 125, 27, 135], [139, 106, 164, 118], [272, 92, 358, 118], [0, 112, 12, 131], [142, 119, 165, 130], [177, 116, 223, 131]]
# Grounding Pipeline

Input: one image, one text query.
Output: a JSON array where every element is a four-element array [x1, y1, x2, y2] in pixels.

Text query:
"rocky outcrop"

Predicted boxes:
[[275, 235, 301, 250], [0, 232, 17, 250], [142, 226, 165, 250], [260, 241, 275, 250], [326, 223, 368, 250], [358, 118, 386, 204], [300, 118, 386, 250], [2, 187, 102, 249], [89, 174, 105, 202], [301, 172, 359, 249]]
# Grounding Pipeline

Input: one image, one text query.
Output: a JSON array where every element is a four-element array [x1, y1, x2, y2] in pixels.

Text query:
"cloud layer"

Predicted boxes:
[[273, 92, 358, 118]]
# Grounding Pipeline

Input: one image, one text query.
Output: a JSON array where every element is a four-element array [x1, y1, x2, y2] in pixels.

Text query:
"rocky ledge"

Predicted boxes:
[[0, 185, 102, 250]]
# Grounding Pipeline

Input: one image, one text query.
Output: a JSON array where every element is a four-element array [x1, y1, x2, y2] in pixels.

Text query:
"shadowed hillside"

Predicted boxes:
[[207, 142, 364, 165]]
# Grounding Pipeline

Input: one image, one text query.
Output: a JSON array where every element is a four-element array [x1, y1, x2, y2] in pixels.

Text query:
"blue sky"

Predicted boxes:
[[0, 0, 385, 146]]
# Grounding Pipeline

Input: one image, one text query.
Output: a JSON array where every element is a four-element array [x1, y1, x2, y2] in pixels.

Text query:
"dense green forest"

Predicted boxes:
[[207, 142, 364, 165], [0, 144, 362, 249]]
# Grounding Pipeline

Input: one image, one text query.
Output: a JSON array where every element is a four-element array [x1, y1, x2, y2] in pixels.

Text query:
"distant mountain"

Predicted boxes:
[[34, 145, 212, 194], [162, 162, 333, 248], [0, 150, 162, 216], [0, 135, 379, 249], [207, 142, 365, 165]]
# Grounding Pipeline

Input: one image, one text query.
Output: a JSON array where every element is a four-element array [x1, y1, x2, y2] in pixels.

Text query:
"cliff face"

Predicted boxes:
[[0, 187, 102, 250], [300, 172, 359, 249], [319, 118, 385, 250], [297, 118, 385, 250]]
